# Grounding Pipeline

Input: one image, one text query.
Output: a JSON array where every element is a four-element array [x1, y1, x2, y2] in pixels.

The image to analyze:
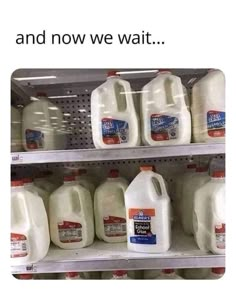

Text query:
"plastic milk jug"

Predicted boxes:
[[34, 171, 58, 193], [23, 178, 50, 216], [155, 269, 183, 279], [174, 163, 197, 220], [191, 69, 225, 143], [180, 166, 210, 235], [91, 71, 140, 148], [11, 180, 50, 265], [207, 268, 225, 279], [22, 92, 66, 151], [125, 166, 171, 253], [94, 169, 128, 242], [140, 70, 191, 146], [49, 175, 94, 249], [193, 171, 225, 254], [11, 106, 22, 152]]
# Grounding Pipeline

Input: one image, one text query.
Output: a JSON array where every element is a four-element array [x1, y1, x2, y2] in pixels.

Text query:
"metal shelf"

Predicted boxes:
[[11, 143, 225, 165], [11, 227, 225, 274]]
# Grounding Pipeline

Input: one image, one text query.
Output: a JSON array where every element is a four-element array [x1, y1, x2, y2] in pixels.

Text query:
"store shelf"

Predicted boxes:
[[11, 227, 225, 274], [11, 143, 225, 165]]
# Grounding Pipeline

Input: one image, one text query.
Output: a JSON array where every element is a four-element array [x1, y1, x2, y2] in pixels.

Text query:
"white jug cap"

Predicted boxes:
[[11, 180, 24, 187]]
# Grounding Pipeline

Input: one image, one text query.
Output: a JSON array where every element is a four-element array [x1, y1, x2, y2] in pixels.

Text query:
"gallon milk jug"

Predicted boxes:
[[75, 169, 95, 200], [94, 169, 128, 243], [23, 178, 50, 216], [49, 175, 94, 249], [11, 106, 22, 152], [111, 270, 131, 280], [193, 171, 225, 254], [91, 71, 140, 148], [140, 70, 191, 146], [174, 163, 197, 220], [22, 92, 66, 151], [155, 269, 183, 279], [125, 166, 171, 253], [206, 268, 225, 279], [180, 166, 210, 235], [191, 69, 225, 143], [11, 180, 50, 265]]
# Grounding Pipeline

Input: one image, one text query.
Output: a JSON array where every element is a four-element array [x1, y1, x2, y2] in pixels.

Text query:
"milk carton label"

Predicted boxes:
[[207, 111, 225, 137], [25, 129, 44, 149], [58, 221, 82, 243], [103, 216, 126, 237], [11, 233, 28, 258], [129, 208, 156, 244], [151, 114, 179, 141], [102, 118, 129, 144], [215, 223, 225, 249]]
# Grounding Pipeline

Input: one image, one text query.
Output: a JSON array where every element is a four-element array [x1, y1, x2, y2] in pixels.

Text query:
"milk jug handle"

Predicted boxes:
[[112, 79, 134, 111], [150, 173, 168, 197], [171, 77, 185, 108], [21, 193, 32, 225]]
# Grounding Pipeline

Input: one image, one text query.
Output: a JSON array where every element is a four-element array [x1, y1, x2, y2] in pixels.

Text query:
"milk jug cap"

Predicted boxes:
[[113, 270, 127, 276], [212, 170, 225, 178], [64, 175, 76, 182], [212, 267, 225, 274], [66, 272, 80, 278], [109, 169, 119, 178], [140, 165, 154, 171], [18, 274, 33, 279], [107, 70, 120, 78], [162, 269, 174, 274], [11, 180, 24, 187]]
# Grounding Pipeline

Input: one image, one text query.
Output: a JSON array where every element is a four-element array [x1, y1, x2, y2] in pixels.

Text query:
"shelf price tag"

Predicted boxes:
[[11, 154, 23, 163]]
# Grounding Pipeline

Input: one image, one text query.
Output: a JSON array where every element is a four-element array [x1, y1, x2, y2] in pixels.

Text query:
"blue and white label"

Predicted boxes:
[[207, 110, 225, 137], [151, 114, 179, 141], [25, 129, 44, 149], [102, 118, 129, 145]]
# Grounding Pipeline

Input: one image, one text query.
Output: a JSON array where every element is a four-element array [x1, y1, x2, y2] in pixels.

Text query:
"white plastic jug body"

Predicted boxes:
[[125, 170, 171, 253], [191, 70, 225, 143], [49, 180, 94, 249], [193, 174, 225, 254], [143, 269, 161, 279], [34, 177, 57, 193], [141, 71, 191, 146], [183, 268, 210, 279], [181, 170, 210, 235], [11, 106, 22, 152], [22, 97, 66, 151], [91, 75, 140, 148], [11, 183, 50, 265], [76, 176, 95, 200], [94, 177, 128, 242]]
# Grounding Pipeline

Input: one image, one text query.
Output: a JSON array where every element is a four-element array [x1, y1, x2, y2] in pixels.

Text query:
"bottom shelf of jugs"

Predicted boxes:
[[14, 267, 225, 280]]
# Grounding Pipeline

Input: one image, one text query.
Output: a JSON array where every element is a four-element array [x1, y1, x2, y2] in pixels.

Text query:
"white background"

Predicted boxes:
[[0, 0, 235, 289]]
